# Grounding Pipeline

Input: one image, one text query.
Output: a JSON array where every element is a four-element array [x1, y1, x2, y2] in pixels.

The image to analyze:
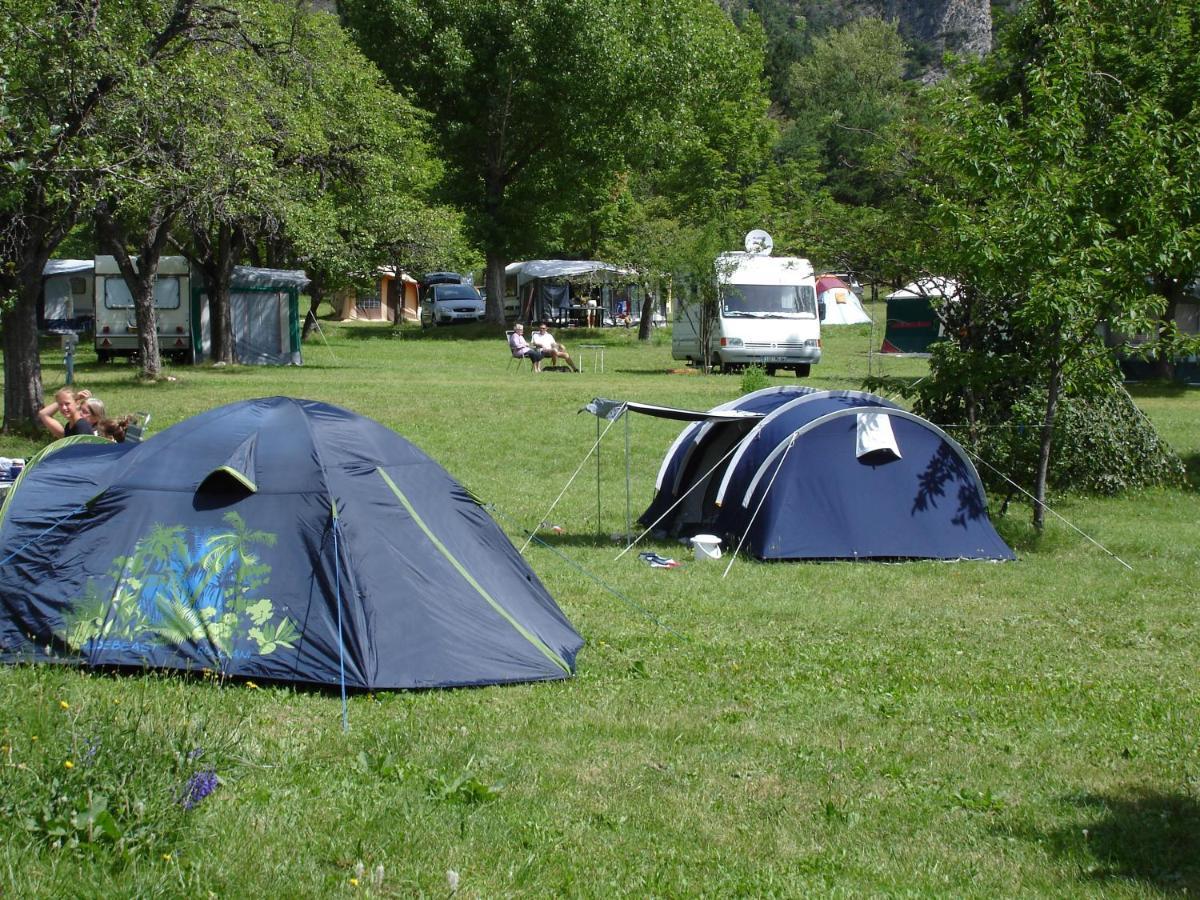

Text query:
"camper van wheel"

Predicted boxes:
[[765, 365, 778, 376], [97, 350, 111, 364], [795, 364, 811, 377]]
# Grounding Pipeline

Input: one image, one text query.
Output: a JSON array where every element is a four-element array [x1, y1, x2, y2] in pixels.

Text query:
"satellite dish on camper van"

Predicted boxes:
[[744, 230, 773, 255]]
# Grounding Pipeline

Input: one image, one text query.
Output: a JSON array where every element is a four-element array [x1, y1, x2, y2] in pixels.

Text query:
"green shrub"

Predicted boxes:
[[740, 364, 770, 393]]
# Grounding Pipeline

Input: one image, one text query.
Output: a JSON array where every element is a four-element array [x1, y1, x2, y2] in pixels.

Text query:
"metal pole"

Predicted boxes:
[[596, 414, 602, 538], [64, 334, 76, 386], [624, 409, 632, 541]]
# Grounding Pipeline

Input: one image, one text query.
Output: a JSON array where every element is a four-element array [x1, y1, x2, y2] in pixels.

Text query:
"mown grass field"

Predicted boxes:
[[1, 301, 1197, 897]]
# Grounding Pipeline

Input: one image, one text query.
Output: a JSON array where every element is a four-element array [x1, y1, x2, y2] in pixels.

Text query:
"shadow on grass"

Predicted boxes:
[[1009, 787, 1200, 893], [335, 323, 632, 344], [1180, 453, 1200, 491], [1125, 380, 1196, 400]]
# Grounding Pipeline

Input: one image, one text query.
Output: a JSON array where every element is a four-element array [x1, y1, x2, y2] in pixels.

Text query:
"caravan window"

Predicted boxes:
[[104, 276, 182, 310], [722, 284, 817, 317]]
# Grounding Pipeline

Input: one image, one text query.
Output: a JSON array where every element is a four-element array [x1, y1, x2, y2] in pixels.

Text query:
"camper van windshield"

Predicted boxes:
[[104, 277, 181, 310], [722, 284, 817, 318]]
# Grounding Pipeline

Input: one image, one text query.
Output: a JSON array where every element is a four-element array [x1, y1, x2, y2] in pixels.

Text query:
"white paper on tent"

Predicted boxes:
[[856, 412, 901, 460]]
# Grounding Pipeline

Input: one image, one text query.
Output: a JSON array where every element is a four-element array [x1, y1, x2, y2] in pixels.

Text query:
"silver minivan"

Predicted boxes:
[[420, 282, 485, 326]]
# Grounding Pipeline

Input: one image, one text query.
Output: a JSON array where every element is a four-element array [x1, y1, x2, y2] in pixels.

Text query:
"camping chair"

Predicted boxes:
[[123, 411, 151, 444], [505, 332, 531, 372]]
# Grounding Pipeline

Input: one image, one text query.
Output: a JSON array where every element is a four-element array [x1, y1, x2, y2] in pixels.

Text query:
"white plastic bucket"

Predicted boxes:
[[690, 534, 722, 561]]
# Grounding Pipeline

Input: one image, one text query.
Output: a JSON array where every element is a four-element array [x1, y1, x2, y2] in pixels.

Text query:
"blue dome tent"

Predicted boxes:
[[0, 398, 582, 691], [638, 387, 1013, 561]]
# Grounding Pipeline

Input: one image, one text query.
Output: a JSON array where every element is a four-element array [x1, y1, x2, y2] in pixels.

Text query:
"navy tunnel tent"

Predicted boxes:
[[636, 387, 1014, 561], [0, 398, 583, 690]]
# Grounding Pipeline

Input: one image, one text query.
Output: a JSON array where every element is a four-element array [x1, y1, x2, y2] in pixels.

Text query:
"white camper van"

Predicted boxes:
[[673, 231, 821, 376], [94, 256, 192, 363]]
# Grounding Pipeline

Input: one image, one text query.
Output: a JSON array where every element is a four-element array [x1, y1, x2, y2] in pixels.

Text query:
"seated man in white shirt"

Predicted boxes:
[[530, 321, 578, 372]]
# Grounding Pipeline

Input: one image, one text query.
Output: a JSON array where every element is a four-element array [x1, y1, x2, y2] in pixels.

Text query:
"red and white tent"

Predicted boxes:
[[815, 275, 871, 325]]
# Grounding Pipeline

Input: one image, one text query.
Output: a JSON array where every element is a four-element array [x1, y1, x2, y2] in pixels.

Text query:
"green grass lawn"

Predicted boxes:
[[1, 304, 1197, 897]]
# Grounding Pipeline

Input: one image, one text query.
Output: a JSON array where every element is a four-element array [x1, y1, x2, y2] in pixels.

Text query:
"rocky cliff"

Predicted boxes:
[[886, 0, 993, 56]]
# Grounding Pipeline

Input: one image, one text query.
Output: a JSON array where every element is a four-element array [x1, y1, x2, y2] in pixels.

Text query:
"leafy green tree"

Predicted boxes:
[[782, 18, 911, 206], [341, 0, 771, 324], [242, 10, 460, 337], [0, 0, 234, 428], [896, 0, 1191, 528]]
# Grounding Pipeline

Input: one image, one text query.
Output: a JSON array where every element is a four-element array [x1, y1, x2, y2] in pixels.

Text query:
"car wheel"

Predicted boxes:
[[765, 365, 778, 376], [796, 364, 811, 377]]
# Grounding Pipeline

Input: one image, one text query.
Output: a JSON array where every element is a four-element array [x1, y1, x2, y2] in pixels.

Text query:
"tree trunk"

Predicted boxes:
[[1032, 356, 1064, 531], [2, 274, 47, 432], [302, 272, 325, 340], [190, 222, 243, 364], [637, 286, 654, 341], [484, 248, 507, 324], [96, 209, 176, 380], [1152, 279, 1182, 381]]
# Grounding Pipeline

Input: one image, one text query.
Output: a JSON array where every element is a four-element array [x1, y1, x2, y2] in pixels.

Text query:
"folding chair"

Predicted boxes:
[[505, 332, 531, 372], [124, 411, 151, 444]]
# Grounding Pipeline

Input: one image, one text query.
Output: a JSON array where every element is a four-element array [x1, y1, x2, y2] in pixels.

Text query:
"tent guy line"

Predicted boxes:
[[520, 411, 623, 555], [488, 503, 689, 642], [614, 436, 746, 562], [721, 433, 798, 579], [965, 450, 1133, 571]]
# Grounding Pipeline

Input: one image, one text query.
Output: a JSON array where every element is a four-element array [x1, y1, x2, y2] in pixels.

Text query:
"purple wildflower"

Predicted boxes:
[[83, 737, 101, 765], [181, 769, 219, 810], [187, 747, 204, 761]]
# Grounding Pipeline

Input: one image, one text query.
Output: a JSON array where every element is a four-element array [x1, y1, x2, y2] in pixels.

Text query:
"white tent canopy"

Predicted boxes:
[[506, 259, 633, 289], [888, 277, 960, 301]]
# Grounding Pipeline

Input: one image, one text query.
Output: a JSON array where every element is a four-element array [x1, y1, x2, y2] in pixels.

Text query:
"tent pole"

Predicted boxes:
[[624, 409, 632, 542], [596, 414, 602, 538]]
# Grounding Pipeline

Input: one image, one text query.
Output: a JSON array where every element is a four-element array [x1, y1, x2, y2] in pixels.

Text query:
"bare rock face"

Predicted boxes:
[[887, 0, 993, 57]]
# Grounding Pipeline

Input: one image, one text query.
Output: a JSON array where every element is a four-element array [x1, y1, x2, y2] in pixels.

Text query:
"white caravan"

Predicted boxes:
[[94, 255, 193, 363], [673, 230, 821, 376]]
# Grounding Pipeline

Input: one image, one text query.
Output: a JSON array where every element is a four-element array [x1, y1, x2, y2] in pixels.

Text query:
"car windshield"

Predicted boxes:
[[434, 286, 480, 301], [722, 283, 816, 318]]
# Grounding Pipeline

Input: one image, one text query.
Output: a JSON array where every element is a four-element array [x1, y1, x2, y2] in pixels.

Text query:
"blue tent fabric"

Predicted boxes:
[[640, 389, 1013, 561], [0, 398, 583, 689]]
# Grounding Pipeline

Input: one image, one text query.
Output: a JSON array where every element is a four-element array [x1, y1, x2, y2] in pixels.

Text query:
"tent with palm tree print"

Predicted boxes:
[[0, 398, 582, 690]]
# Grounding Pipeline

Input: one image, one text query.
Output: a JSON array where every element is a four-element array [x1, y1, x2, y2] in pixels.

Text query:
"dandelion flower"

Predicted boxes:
[[64, 760, 74, 769], [349, 878, 359, 887], [245, 680, 259, 690], [162, 853, 173, 862], [59, 700, 70, 710], [30, 735, 37, 742]]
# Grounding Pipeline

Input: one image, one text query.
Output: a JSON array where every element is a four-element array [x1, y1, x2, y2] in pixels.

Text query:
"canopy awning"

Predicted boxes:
[[43, 260, 94, 277], [507, 260, 634, 288], [583, 397, 766, 422]]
